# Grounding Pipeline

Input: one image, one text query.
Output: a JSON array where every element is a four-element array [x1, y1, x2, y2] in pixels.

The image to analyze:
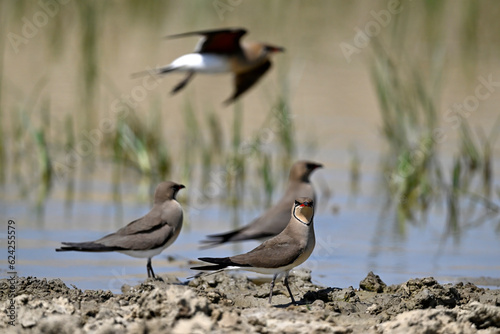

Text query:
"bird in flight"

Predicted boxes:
[[135, 28, 284, 104]]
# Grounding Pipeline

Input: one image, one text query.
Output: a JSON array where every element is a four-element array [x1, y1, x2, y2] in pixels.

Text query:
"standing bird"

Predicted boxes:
[[135, 28, 284, 104], [192, 197, 316, 305], [201, 160, 322, 247], [56, 181, 185, 279]]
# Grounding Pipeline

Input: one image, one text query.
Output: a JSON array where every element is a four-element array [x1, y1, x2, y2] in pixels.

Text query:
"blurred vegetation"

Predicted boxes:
[[370, 0, 500, 240], [1, 0, 500, 241], [0, 0, 298, 213]]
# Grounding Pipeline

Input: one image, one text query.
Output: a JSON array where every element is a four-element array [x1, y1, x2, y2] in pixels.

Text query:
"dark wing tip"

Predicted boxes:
[[190, 264, 224, 271], [200, 228, 245, 245], [54, 241, 124, 252], [55, 245, 77, 252], [224, 60, 272, 104], [190, 257, 231, 271], [222, 96, 236, 106], [198, 257, 223, 264], [165, 27, 247, 40]]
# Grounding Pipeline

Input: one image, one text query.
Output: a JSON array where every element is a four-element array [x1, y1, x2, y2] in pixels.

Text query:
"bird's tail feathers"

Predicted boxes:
[[199, 228, 273, 249], [130, 66, 175, 79], [200, 228, 246, 245], [190, 257, 234, 271], [56, 242, 121, 252]]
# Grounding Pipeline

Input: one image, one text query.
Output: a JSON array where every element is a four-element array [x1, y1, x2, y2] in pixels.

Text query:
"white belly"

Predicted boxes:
[[170, 53, 231, 73]]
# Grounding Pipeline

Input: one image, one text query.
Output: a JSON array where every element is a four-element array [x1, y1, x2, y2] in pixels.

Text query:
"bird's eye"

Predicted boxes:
[[294, 200, 300, 206]]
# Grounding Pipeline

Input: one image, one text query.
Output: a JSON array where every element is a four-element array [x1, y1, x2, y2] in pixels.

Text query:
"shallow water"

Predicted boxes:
[[2, 166, 499, 294], [1, 1, 500, 293]]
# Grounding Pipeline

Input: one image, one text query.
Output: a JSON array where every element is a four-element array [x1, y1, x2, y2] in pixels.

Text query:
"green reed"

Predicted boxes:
[[2, 0, 497, 225], [76, 0, 100, 133], [112, 106, 172, 183], [371, 0, 500, 239], [227, 102, 246, 206], [260, 153, 273, 205], [458, 118, 499, 198], [372, 38, 442, 229], [180, 98, 202, 187], [272, 93, 295, 171]]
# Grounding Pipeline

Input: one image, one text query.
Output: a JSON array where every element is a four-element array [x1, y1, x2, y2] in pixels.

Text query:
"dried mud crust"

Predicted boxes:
[[1, 271, 499, 333]]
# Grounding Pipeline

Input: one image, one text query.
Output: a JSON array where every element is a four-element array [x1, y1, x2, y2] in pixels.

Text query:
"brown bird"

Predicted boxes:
[[201, 161, 322, 247], [56, 181, 185, 279], [192, 197, 316, 305], [136, 28, 284, 104]]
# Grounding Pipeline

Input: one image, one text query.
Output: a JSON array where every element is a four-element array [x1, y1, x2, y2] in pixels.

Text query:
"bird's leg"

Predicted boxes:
[[171, 71, 195, 94], [268, 273, 278, 304], [284, 273, 296, 305], [147, 258, 156, 279]]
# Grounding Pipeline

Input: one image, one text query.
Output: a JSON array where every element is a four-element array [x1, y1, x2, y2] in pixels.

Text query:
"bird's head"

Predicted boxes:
[[292, 197, 314, 225], [154, 181, 185, 203], [289, 160, 323, 182]]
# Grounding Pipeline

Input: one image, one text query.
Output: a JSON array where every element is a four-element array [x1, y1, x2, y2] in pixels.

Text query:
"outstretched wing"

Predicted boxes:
[[167, 28, 247, 54], [224, 60, 271, 104]]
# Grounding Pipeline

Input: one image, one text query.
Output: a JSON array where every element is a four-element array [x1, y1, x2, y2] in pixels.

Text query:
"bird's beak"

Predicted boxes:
[[308, 163, 323, 170], [269, 46, 285, 53]]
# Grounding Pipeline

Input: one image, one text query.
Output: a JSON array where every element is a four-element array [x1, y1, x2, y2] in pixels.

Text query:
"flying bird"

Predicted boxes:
[[56, 181, 185, 279], [135, 28, 284, 104], [201, 160, 322, 247], [192, 197, 316, 305]]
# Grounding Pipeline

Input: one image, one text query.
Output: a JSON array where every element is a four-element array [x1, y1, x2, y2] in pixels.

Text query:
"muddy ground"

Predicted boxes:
[[1, 270, 499, 333]]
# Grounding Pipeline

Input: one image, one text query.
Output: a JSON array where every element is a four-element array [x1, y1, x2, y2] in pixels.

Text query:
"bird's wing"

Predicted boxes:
[[242, 181, 316, 237], [57, 221, 176, 252], [56, 241, 123, 252], [167, 28, 247, 54], [99, 202, 183, 250], [113, 208, 163, 236], [98, 223, 175, 251], [229, 234, 304, 269], [224, 60, 271, 104], [201, 185, 294, 246], [190, 257, 244, 271], [236, 198, 291, 237], [201, 203, 289, 246], [60, 205, 178, 251]]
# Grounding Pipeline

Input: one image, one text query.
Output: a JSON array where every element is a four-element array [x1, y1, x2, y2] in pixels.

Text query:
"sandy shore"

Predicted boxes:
[[1, 270, 499, 333]]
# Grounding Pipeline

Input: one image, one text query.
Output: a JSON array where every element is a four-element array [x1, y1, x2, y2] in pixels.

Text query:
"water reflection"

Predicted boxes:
[[1, 1, 500, 290]]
